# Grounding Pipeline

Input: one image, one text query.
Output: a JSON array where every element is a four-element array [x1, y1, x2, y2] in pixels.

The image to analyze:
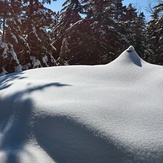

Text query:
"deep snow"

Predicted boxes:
[[0, 46, 163, 163]]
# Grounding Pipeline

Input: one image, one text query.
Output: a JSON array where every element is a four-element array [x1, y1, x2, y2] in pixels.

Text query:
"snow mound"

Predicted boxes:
[[112, 45, 143, 67], [0, 46, 163, 163]]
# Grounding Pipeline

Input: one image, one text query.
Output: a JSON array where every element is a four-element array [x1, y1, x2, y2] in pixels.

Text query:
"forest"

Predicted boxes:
[[0, 0, 163, 74]]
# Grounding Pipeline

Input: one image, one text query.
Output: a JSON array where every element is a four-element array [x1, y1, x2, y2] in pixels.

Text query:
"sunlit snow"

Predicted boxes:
[[0, 46, 163, 163]]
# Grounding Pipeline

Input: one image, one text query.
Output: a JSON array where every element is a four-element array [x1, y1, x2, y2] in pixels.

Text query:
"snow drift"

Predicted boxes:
[[0, 46, 163, 163]]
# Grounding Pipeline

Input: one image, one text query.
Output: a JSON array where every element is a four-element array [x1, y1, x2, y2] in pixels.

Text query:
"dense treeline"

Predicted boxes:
[[0, 0, 163, 75]]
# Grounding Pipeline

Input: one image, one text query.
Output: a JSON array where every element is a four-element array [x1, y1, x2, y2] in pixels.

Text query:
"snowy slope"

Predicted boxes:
[[0, 46, 163, 163]]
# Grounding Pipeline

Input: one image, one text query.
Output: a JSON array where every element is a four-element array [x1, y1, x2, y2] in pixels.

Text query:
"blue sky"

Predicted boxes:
[[45, 0, 158, 20]]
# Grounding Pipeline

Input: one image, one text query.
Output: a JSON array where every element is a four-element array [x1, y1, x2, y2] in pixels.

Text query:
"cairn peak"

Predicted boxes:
[[127, 45, 135, 52], [113, 46, 143, 67]]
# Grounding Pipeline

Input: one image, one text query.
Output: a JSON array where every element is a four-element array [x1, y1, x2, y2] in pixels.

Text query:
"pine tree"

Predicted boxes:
[[0, 0, 58, 74], [146, 2, 163, 64], [120, 4, 146, 58], [0, 0, 22, 74], [0, 0, 10, 41], [53, 0, 83, 65], [54, 0, 128, 65]]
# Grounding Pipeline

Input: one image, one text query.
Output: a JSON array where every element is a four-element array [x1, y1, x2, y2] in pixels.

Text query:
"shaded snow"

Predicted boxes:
[[0, 46, 163, 163]]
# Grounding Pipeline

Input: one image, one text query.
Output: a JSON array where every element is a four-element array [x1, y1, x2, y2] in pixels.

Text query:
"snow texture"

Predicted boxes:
[[0, 46, 163, 163]]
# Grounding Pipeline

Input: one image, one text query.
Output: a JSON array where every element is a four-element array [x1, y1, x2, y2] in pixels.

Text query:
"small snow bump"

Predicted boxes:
[[127, 46, 135, 52]]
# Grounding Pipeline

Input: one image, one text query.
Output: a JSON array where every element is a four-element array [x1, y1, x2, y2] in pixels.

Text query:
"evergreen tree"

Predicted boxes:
[[25, 2, 57, 68], [0, 0, 22, 74], [120, 4, 146, 58], [82, 0, 124, 21], [0, 0, 57, 74], [53, 0, 82, 65], [55, 0, 128, 65], [146, 2, 163, 64], [0, 0, 10, 41]]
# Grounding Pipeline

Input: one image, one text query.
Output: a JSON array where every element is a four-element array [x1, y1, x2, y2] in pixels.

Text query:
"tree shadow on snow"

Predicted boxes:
[[0, 72, 27, 90], [0, 97, 33, 163], [34, 115, 163, 163], [0, 82, 71, 163], [34, 116, 139, 163], [0, 71, 70, 91], [0, 82, 163, 163]]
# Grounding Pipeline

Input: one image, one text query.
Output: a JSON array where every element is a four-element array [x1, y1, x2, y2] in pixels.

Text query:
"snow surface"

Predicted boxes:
[[0, 46, 163, 163]]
